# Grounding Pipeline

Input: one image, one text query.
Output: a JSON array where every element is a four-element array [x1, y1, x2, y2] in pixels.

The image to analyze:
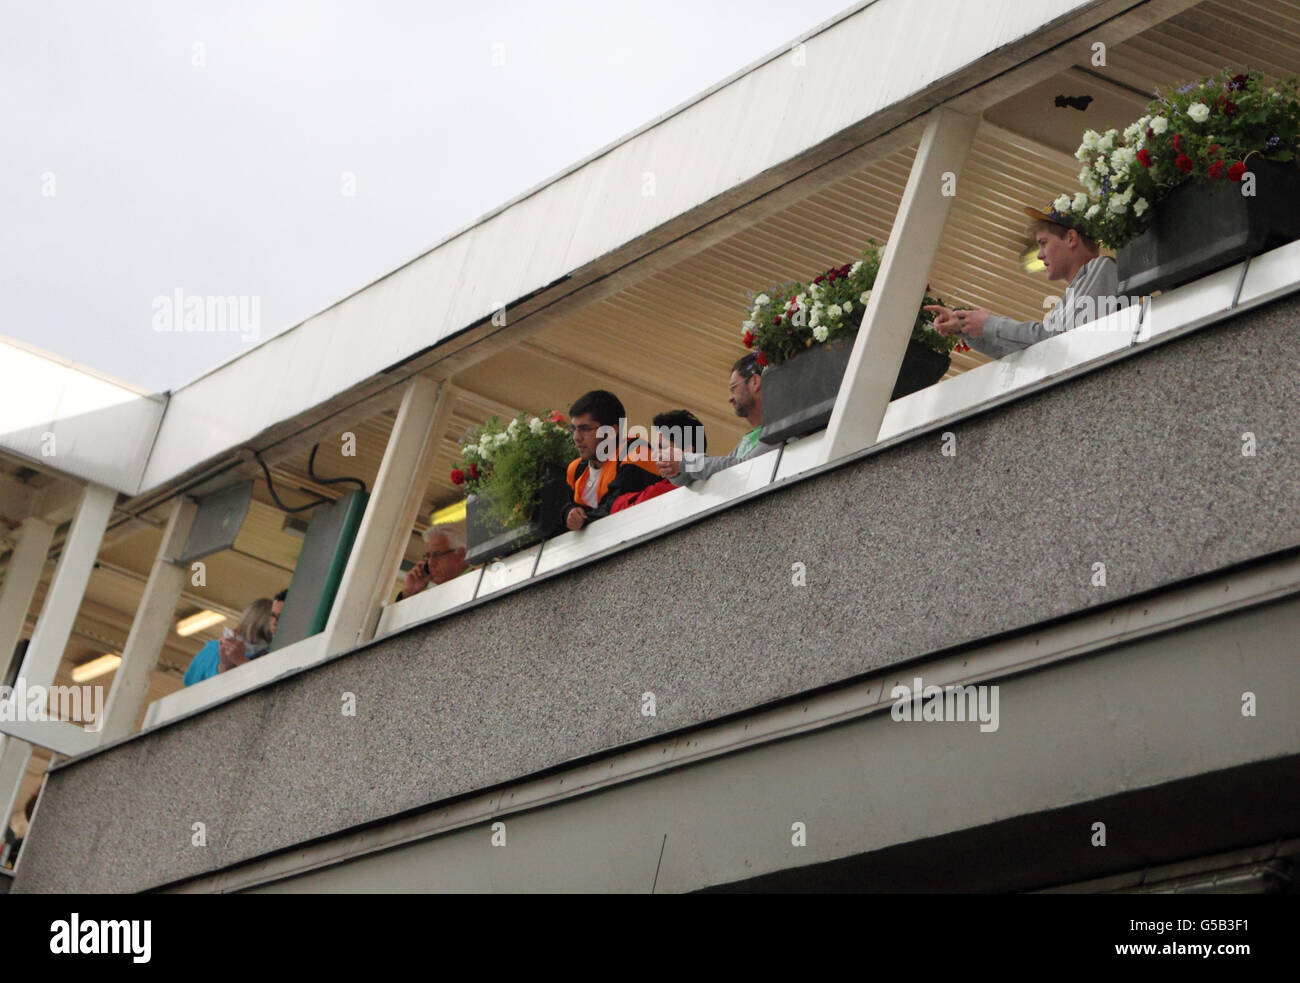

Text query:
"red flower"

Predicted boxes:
[[1221, 98, 1238, 117], [772, 315, 781, 325], [1207, 144, 1220, 156], [742, 330, 754, 348], [1146, 127, 1154, 140], [954, 340, 971, 354], [450, 469, 465, 485], [547, 410, 566, 424], [756, 351, 768, 367], [1229, 73, 1250, 91], [1208, 160, 1226, 179], [468, 463, 480, 480], [1172, 133, 1183, 152], [1175, 153, 1194, 173], [1137, 148, 1153, 168], [1227, 160, 1247, 182]]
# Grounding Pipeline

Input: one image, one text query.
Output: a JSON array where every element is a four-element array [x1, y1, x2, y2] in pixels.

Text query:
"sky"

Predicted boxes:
[[1, 0, 852, 393]]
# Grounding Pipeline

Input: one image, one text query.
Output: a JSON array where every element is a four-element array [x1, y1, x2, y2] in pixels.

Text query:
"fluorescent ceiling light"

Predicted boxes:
[[1020, 246, 1045, 273], [430, 500, 467, 525], [176, 609, 226, 637], [71, 653, 121, 683]]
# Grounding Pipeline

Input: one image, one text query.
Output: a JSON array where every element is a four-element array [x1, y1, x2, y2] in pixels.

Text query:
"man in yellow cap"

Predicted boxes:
[[925, 204, 1118, 359]]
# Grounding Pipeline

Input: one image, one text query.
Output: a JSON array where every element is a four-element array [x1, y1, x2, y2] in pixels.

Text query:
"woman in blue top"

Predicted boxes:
[[182, 598, 276, 687]]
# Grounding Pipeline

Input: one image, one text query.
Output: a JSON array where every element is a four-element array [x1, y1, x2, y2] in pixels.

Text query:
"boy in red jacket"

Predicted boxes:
[[610, 410, 707, 514]]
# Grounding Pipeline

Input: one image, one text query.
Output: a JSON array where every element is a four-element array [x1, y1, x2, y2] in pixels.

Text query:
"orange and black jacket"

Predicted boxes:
[[560, 438, 661, 526]]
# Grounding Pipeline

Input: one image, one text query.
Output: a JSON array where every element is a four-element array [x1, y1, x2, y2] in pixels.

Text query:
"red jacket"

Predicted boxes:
[[610, 478, 677, 513]]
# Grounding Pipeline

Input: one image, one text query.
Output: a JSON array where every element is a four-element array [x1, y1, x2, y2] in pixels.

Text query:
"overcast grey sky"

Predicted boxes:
[[1, 0, 851, 392]]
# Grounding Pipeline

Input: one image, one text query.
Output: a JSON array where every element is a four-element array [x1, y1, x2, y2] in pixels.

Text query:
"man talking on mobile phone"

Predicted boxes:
[[398, 523, 471, 600]]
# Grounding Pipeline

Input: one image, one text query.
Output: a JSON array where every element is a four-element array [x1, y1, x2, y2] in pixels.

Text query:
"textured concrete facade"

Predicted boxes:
[[15, 297, 1300, 893]]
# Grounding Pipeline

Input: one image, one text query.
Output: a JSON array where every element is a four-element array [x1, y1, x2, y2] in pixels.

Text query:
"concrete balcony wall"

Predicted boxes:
[[14, 295, 1300, 893]]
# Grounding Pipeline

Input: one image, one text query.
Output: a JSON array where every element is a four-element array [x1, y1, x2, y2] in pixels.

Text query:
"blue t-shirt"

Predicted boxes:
[[182, 639, 221, 687], [181, 638, 269, 687]]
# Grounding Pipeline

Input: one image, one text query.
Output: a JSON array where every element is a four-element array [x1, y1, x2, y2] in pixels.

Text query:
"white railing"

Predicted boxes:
[[139, 238, 1300, 734], [142, 633, 328, 729]]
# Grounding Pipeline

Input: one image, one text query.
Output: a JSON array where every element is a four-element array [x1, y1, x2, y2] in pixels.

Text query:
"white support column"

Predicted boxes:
[[0, 518, 54, 675], [319, 376, 449, 657], [0, 483, 114, 826], [821, 107, 980, 463], [0, 735, 32, 833], [14, 483, 116, 690], [97, 497, 197, 742]]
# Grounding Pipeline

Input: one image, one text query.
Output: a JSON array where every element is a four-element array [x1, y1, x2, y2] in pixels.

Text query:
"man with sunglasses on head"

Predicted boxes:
[[561, 390, 660, 532], [398, 523, 470, 600], [657, 352, 776, 487]]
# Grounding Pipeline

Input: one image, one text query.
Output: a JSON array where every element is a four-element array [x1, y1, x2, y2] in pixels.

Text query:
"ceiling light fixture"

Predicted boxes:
[[176, 609, 226, 637], [1020, 245, 1046, 273], [71, 653, 121, 683]]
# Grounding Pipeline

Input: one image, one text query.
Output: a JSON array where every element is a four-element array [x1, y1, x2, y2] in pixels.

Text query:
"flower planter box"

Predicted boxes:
[[1116, 159, 1300, 297], [464, 466, 572, 565], [759, 337, 950, 445]]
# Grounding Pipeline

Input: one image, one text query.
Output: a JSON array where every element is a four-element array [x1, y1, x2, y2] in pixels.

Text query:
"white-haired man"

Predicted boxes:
[[398, 523, 470, 600]]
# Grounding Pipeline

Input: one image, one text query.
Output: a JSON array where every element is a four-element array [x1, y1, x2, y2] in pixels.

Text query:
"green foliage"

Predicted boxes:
[[451, 412, 576, 530], [740, 241, 961, 369]]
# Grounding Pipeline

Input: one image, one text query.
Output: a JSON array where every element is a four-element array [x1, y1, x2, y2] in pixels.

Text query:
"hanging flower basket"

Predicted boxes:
[[741, 242, 959, 444], [452, 411, 577, 564], [1041, 70, 1300, 294], [1115, 158, 1300, 295], [760, 338, 949, 444], [464, 466, 572, 564]]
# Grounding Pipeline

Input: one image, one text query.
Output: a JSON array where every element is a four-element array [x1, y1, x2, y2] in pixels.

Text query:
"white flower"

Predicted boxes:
[[1093, 157, 1109, 175], [1123, 121, 1142, 143], [809, 308, 821, 328], [1075, 145, 1092, 162], [859, 289, 872, 305], [1110, 147, 1136, 171], [529, 417, 544, 435], [1133, 197, 1149, 217], [1107, 195, 1128, 215], [1072, 192, 1089, 212], [1085, 203, 1102, 219], [1187, 101, 1210, 123], [464, 443, 479, 457], [809, 282, 823, 299], [507, 418, 522, 438], [842, 301, 853, 313], [1081, 129, 1101, 150], [754, 293, 770, 306], [1078, 166, 1093, 186], [849, 261, 863, 276], [827, 304, 842, 318], [1150, 116, 1169, 135], [1096, 130, 1115, 153], [1054, 194, 1073, 213], [812, 324, 829, 343]]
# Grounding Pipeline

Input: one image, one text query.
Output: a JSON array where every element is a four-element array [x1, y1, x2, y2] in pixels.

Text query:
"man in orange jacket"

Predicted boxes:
[[562, 390, 660, 531]]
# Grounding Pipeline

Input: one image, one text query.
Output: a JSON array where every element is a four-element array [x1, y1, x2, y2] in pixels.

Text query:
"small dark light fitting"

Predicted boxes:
[[1054, 94, 1094, 111]]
